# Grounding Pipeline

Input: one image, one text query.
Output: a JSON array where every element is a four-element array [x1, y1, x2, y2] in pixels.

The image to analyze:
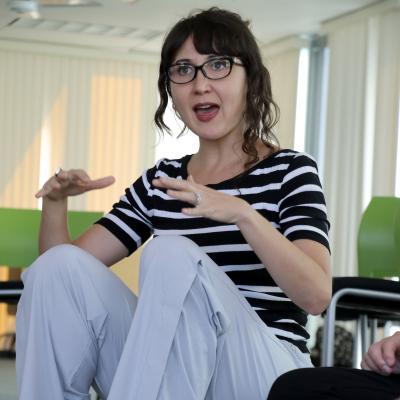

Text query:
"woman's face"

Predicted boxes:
[[169, 36, 247, 144]]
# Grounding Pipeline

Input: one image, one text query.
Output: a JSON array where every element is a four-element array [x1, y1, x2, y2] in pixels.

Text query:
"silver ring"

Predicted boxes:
[[194, 192, 202, 206], [54, 167, 62, 177]]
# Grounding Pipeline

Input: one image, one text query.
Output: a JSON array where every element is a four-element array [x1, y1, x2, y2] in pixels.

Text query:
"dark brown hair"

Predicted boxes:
[[154, 7, 280, 166]]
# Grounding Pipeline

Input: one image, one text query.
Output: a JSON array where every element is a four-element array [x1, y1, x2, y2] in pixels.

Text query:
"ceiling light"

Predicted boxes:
[[8, 0, 40, 19]]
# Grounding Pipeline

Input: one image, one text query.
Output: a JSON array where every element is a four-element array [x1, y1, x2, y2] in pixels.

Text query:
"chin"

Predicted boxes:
[[189, 123, 225, 139], [194, 130, 226, 141]]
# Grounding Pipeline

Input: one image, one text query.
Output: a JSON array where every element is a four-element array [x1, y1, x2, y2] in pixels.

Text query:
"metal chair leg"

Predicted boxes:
[[370, 318, 377, 345], [360, 314, 369, 355]]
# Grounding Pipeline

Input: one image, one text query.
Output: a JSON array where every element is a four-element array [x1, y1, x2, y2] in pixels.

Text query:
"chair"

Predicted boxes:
[[0, 207, 103, 354], [321, 197, 400, 367]]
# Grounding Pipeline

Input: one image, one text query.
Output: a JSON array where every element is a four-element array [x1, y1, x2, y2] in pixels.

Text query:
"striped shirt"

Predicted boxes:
[[97, 149, 330, 353]]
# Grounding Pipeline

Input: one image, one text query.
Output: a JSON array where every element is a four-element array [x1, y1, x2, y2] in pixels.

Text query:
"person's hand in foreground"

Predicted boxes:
[[361, 331, 400, 375]]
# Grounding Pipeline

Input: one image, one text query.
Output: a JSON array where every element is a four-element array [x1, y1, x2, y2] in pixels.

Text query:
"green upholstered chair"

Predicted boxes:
[[322, 197, 400, 366], [0, 207, 103, 299], [0, 207, 103, 270], [358, 197, 400, 278], [0, 207, 103, 355]]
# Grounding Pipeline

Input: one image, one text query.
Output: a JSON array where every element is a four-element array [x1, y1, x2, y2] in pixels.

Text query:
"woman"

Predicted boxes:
[[17, 8, 331, 400]]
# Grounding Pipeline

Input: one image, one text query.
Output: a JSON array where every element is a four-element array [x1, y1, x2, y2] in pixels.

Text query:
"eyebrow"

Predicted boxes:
[[173, 54, 220, 64]]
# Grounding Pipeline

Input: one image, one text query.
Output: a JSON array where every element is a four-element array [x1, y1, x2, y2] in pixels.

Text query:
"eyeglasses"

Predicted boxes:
[[167, 56, 243, 84]]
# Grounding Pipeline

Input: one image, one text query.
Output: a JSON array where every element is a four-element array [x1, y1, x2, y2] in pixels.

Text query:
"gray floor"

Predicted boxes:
[[0, 358, 17, 400]]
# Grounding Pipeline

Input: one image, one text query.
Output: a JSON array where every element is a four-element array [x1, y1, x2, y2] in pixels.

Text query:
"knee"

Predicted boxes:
[[144, 235, 197, 254], [22, 244, 87, 285], [141, 235, 200, 266], [139, 236, 202, 284]]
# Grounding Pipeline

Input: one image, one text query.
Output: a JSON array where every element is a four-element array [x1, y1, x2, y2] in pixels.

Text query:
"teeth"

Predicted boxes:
[[195, 104, 215, 110]]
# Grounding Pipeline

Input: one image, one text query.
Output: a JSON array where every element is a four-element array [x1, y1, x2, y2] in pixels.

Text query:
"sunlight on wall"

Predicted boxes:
[[37, 88, 68, 209], [87, 75, 142, 211], [0, 132, 41, 208]]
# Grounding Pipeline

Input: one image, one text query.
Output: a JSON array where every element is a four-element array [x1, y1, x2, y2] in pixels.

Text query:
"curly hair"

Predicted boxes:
[[154, 7, 280, 166]]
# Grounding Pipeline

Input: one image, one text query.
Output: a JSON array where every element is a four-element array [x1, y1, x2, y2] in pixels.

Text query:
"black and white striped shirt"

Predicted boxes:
[[97, 149, 330, 353]]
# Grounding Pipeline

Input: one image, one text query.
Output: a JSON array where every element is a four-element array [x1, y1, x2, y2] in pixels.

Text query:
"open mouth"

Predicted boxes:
[[193, 103, 220, 122]]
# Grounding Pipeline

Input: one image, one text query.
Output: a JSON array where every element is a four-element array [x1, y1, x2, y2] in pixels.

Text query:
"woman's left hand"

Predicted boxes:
[[152, 175, 252, 224]]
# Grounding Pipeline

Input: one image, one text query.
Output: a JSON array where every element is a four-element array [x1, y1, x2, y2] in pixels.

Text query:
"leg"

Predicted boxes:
[[16, 244, 137, 400], [108, 236, 312, 400], [268, 367, 400, 400]]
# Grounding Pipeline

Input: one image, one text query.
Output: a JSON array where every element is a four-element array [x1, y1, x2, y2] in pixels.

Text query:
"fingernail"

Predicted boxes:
[[383, 364, 392, 374]]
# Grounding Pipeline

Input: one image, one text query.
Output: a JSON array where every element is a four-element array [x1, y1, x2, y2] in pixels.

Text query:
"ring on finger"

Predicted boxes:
[[194, 191, 202, 206], [54, 167, 62, 178]]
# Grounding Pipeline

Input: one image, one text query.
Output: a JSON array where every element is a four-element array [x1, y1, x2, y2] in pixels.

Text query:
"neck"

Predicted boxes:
[[194, 138, 244, 166], [187, 139, 273, 185]]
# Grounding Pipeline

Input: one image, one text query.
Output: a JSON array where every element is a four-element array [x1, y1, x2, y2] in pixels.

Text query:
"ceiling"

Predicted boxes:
[[0, 0, 380, 54]]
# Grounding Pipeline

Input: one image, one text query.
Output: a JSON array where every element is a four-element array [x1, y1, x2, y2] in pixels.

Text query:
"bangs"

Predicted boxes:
[[191, 20, 242, 57], [161, 9, 247, 67]]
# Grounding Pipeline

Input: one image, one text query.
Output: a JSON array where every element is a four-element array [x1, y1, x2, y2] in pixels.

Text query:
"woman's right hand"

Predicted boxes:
[[35, 168, 115, 201]]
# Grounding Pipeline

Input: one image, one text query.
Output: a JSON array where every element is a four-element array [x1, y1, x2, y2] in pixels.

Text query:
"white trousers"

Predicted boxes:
[[16, 236, 312, 400]]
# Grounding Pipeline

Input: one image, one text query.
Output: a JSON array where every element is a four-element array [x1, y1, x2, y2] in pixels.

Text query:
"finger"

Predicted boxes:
[[368, 343, 388, 371], [367, 350, 391, 375], [84, 176, 115, 191], [153, 177, 190, 191], [360, 358, 369, 370], [382, 340, 397, 368], [69, 169, 91, 183], [167, 189, 197, 204], [54, 169, 70, 182], [182, 206, 202, 216], [35, 181, 62, 198], [362, 352, 381, 373], [187, 174, 196, 183], [35, 189, 45, 198]]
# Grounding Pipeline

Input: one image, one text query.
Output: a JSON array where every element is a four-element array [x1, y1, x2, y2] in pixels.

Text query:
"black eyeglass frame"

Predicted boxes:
[[166, 56, 244, 84]]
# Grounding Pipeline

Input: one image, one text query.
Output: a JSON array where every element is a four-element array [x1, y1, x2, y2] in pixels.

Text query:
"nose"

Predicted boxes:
[[192, 68, 210, 93]]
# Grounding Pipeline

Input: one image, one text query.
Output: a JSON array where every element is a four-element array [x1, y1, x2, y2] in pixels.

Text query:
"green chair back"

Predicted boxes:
[[0, 208, 103, 268], [358, 197, 400, 278]]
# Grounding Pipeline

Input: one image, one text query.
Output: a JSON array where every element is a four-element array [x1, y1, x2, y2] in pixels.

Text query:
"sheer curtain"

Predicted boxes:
[[0, 40, 158, 212], [261, 37, 305, 148], [321, 1, 400, 276]]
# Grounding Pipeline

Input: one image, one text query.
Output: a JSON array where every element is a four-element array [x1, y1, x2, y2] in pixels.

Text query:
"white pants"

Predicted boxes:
[[16, 236, 312, 400]]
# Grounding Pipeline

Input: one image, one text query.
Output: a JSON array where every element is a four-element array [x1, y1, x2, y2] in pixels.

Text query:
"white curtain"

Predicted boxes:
[[372, 10, 400, 196], [0, 40, 158, 212], [321, 2, 400, 276], [261, 38, 304, 148]]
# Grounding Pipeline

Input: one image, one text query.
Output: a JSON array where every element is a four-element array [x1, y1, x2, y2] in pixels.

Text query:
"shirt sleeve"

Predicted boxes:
[[95, 165, 157, 255], [278, 153, 330, 252]]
